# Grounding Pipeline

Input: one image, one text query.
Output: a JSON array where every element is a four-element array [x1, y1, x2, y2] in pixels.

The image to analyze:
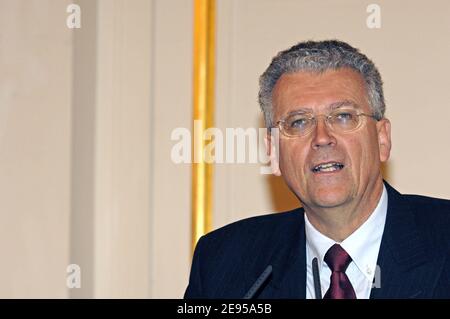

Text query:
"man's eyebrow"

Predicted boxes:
[[287, 107, 313, 114], [285, 100, 361, 116], [328, 100, 361, 109]]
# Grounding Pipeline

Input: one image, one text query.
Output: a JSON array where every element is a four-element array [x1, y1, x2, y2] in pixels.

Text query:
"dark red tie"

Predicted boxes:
[[323, 244, 356, 299]]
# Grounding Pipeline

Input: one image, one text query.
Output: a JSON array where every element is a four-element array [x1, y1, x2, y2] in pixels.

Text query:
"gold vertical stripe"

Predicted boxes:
[[192, 0, 215, 253]]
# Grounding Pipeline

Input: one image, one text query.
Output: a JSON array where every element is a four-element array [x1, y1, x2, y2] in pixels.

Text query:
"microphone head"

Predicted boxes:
[[243, 265, 273, 299]]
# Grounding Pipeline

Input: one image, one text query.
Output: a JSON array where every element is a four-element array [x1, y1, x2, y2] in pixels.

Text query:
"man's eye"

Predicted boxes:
[[335, 112, 355, 122], [290, 118, 309, 128]]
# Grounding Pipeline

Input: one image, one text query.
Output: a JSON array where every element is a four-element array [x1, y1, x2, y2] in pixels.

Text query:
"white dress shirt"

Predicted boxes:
[[305, 185, 388, 299]]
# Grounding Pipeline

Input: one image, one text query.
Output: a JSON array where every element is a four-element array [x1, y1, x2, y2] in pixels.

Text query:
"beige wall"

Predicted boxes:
[[0, 0, 449, 298], [0, 0, 72, 298], [151, 0, 193, 298]]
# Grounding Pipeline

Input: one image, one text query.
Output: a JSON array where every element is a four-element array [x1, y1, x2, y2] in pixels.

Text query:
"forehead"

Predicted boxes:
[[272, 68, 369, 116]]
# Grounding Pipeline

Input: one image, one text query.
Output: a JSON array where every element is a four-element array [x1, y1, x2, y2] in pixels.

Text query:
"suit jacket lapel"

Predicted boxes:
[[258, 208, 307, 299], [370, 182, 439, 299]]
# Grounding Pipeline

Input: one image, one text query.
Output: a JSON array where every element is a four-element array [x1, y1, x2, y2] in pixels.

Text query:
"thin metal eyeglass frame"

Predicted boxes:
[[275, 110, 379, 138]]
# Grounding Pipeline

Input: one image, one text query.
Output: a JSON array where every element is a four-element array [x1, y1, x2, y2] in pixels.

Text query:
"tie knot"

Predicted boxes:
[[324, 244, 352, 272]]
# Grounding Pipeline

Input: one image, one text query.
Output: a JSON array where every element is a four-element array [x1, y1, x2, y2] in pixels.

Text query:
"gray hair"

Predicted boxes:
[[258, 40, 385, 127]]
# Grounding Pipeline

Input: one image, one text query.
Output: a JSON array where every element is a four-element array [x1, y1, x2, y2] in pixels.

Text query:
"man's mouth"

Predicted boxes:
[[311, 162, 345, 173]]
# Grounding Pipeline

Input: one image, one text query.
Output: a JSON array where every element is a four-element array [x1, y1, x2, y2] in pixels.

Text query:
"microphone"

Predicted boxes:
[[312, 257, 322, 299], [243, 265, 273, 299]]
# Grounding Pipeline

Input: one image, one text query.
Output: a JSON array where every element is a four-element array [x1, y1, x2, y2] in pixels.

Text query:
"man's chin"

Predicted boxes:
[[309, 189, 351, 208]]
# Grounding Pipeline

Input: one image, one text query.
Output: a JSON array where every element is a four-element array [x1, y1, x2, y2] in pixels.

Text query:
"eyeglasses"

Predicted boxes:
[[275, 108, 378, 137]]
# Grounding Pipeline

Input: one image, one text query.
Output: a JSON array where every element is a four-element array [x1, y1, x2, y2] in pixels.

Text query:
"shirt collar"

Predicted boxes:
[[305, 184, 388, 281]]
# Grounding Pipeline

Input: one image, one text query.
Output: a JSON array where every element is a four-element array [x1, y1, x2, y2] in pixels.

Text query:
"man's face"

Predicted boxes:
[[271, 68, 391, 210]]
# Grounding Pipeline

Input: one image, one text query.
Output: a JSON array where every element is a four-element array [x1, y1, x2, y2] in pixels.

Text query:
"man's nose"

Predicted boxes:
[[311, 117, 336, 149]]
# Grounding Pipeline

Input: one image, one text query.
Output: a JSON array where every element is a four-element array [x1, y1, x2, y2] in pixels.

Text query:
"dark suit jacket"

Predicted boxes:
[[184, 182, 450, 299]]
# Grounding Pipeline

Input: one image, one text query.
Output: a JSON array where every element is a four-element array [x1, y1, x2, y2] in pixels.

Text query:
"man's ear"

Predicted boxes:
[[377, 118, 392, 163], [265, 130, 281, 176]]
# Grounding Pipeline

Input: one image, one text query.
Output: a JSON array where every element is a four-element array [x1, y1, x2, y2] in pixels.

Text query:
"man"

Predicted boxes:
[[184, 40, 450, 299]]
